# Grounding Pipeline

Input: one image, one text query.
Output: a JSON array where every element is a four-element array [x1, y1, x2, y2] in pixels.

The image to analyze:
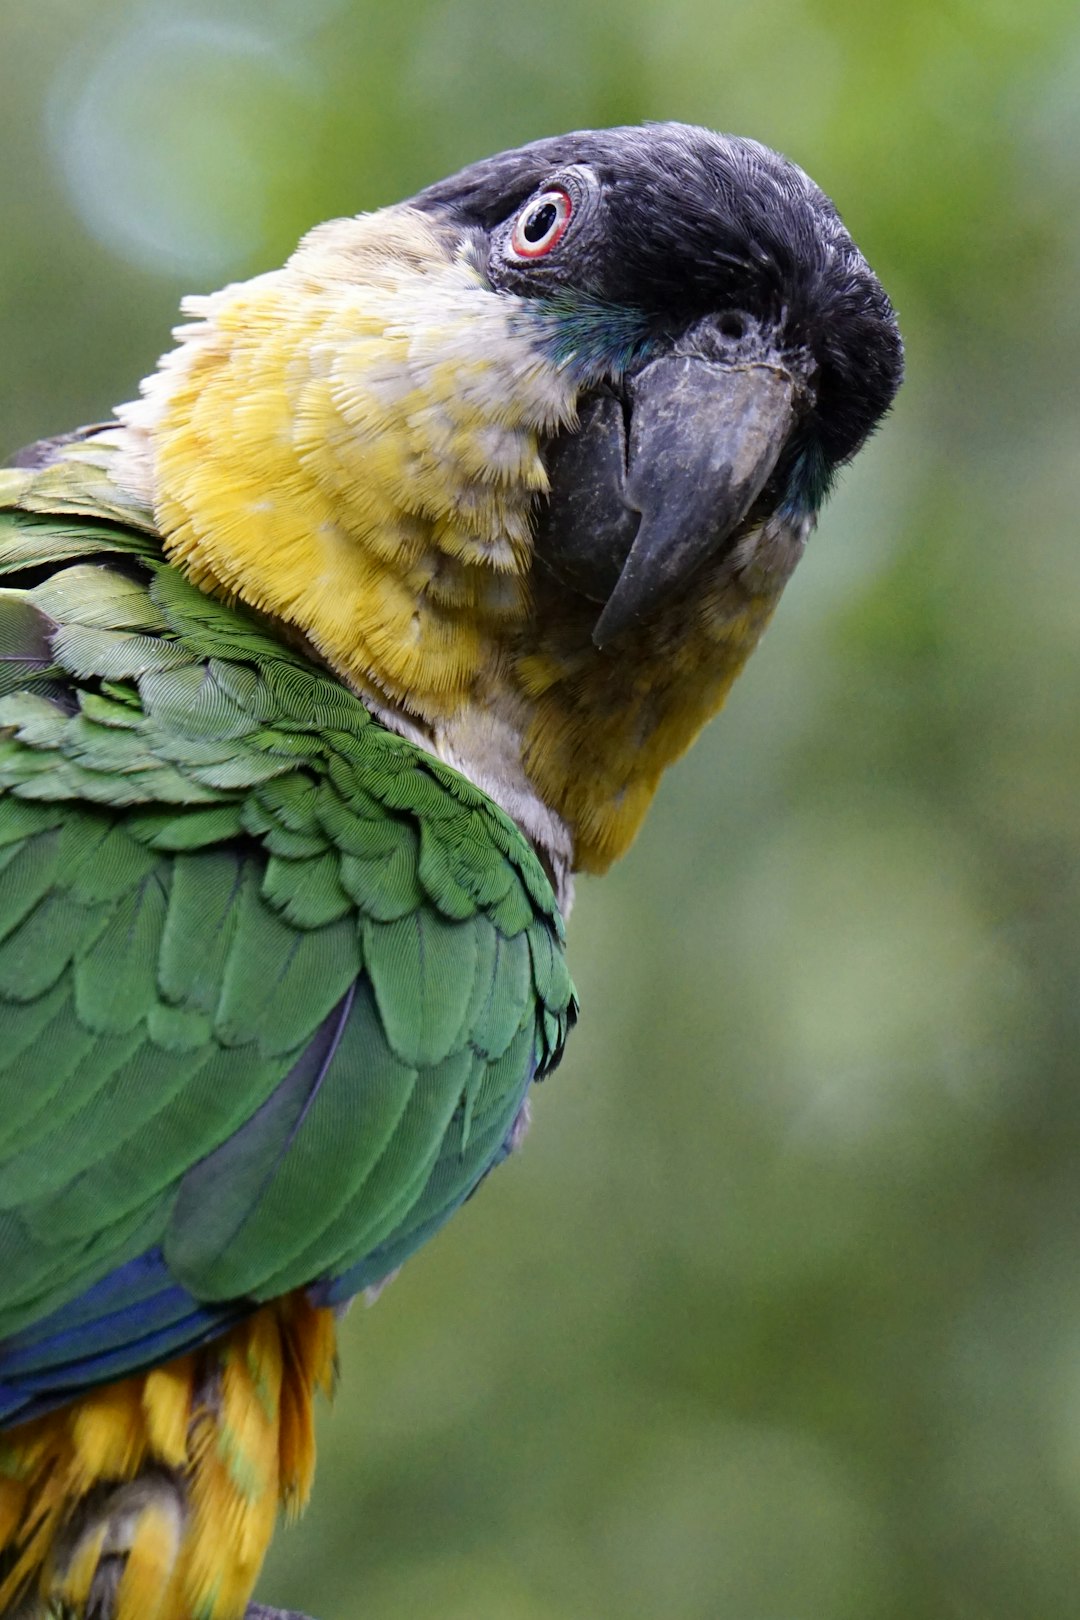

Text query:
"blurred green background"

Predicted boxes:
[[3, 2, 1078, 1616]]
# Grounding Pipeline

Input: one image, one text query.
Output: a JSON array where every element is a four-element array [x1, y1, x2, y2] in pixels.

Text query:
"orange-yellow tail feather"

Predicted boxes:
[[0, 1295, 337, 1620]]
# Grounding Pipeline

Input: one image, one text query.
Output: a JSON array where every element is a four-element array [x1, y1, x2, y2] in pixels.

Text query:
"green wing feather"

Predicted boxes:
[[0, 448, 576, 1352]]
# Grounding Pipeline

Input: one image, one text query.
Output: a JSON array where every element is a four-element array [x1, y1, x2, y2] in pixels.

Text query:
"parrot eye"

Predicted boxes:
[[509, 188, 573, 258]]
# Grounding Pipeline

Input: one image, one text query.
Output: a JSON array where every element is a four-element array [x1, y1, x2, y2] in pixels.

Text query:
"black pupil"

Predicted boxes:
[[524, 201, 558, 243]]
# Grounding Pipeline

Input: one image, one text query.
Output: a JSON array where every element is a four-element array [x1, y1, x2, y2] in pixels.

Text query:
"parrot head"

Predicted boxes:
[[417, 123, 901, 641], [114, 122, 902, 894]]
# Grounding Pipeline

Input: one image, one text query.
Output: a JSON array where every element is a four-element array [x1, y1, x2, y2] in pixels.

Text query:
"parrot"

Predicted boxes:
[[0, 122, 902, 1620]]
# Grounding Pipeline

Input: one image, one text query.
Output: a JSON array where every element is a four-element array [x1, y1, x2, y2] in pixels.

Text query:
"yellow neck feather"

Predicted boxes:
[[121, 209, 576, 717]]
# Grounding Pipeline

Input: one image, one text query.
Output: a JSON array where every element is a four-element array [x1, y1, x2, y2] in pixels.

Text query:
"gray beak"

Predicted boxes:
[[534, 355, 797, 648]]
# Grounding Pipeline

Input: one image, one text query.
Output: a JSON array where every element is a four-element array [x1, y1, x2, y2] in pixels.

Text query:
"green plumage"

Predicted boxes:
[[0, 457, 576, 1355]]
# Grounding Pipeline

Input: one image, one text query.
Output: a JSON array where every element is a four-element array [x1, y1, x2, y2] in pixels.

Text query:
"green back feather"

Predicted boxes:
[[0, 449, 576, 1341]]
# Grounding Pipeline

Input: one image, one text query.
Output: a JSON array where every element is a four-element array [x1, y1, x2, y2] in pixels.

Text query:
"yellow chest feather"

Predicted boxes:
[[121, 210, 577, 717]]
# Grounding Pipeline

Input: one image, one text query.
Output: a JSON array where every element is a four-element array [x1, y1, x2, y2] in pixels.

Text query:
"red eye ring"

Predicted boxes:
[[510, 187, 573, 259]]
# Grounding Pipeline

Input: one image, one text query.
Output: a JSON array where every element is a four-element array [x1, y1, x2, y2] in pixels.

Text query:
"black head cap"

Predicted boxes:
[[412, 122, 903, 471]]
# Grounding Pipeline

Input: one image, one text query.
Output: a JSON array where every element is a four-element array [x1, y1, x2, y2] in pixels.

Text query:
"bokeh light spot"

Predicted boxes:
[[49, 11, 320, 278]]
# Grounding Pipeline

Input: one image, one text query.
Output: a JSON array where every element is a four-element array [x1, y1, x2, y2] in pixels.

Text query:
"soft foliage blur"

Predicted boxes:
[[2, 3, 1077, 1615]]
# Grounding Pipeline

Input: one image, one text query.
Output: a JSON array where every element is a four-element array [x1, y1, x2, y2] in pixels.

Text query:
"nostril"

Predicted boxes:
[[718, 312, 746, 341]]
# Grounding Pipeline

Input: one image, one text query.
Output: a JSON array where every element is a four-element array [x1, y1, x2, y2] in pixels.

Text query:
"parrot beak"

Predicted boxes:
[[533, 354, 797, 648], [591, 356, 796, 647]]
